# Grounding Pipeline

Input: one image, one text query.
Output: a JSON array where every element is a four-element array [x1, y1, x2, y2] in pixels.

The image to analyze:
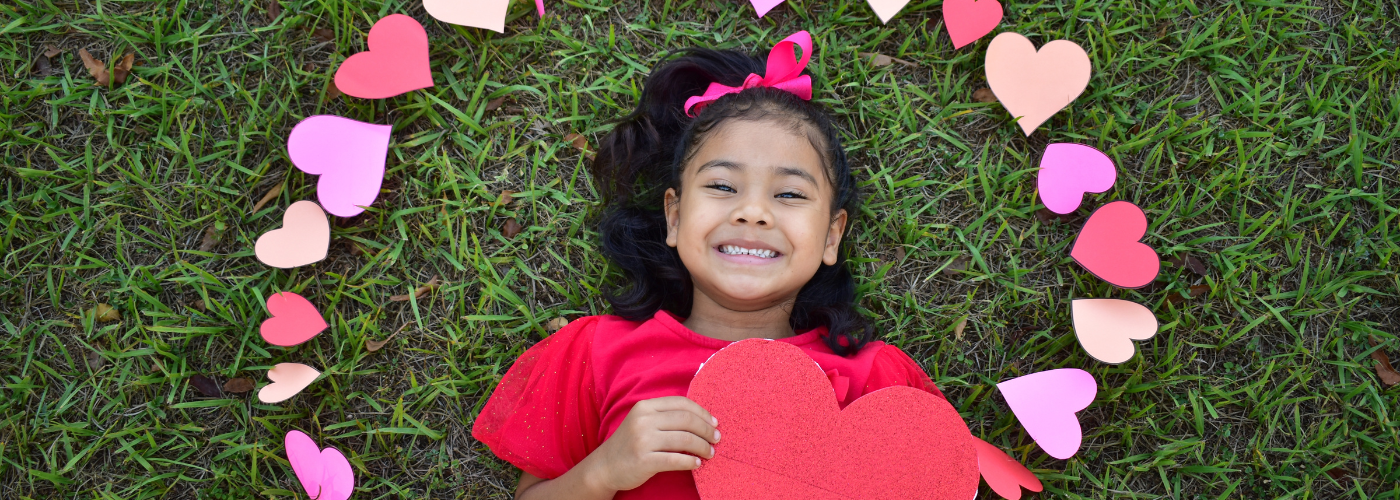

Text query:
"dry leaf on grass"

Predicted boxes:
[[1369, 337, 1400, 387], [858, 52, 916, 68], [972, 88, 998, 103], [251, 184, 283, 214], [496, 190, 516, 206], [953, 316, 968, 341], [44, 44, 62, 58], [1188, 284, 1210, 297], [485, 96, 507, 112], [367, 323, 412, 352], [1034, 207, 1082, 225], [389, 276, 440, 302], [943, 255, 971, 276], [86, 350, 104, 370], [267, 0, 282, 23], [79, 48, 109, 86], [33, 45, 61, 76], [223, 377, 255, 393], [893, 246, 906, 263], [324, 79, 344, 101], [113, 53, 134, 85], [199, 225, 222, 252], [503, 219, 524, 238], [86, 303, 121, 322], [190, 374, 222, 397], [312, 27, 335, 44], [1168, 254, 1209, 276], [547, 317, 570, 332], [565, 133, 589, 152]]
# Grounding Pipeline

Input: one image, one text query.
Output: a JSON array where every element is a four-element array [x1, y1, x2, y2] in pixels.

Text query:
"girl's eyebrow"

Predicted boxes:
[[697, 159, 817, 186]]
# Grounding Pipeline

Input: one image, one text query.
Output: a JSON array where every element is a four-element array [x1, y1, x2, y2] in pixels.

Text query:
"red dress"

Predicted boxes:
[[471, 310, 947, 499]]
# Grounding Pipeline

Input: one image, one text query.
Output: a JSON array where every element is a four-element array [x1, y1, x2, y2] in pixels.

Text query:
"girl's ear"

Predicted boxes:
[[664, 188, 681, 247], [823, 209, 848, 266]]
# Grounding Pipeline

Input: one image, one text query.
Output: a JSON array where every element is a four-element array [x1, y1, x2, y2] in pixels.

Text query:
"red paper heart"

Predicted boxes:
[[333, 14, 434, 99], [260, 292, 328, 347], [688, 339, 978, 500], [1070, 201, 1160, 288], [973, 437, 1042, 500], [943, 0, 1003, 49]]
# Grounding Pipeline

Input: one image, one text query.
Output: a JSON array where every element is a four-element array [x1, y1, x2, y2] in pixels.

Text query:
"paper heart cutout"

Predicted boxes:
[[334, 14, 433, 99], [425, 0, 544, 32], [1072, 299, 1158, 364], [997, 369, 1096, 459], [287, 115, 391, 218], [1070, 201, 1161, 288], [255, 201, 330, 268], [985, 32, 1091, 136], [258, 363, 321, 403], [688, 339, 978, 500], [260, 292, 328, 347], [943, 0, 1002, 49], [285, 430, 355, 500], [1038, 143, 1116, 214], [751, 0, 784, 17], [868, 0, 911, 23], [973, 437, 1043, 500]]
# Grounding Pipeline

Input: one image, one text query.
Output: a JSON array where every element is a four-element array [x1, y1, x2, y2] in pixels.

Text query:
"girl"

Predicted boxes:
[[472, 31, 947, 499]]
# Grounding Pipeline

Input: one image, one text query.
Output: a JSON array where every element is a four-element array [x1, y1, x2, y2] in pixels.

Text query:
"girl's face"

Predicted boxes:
[[664, 119, 847, 311]]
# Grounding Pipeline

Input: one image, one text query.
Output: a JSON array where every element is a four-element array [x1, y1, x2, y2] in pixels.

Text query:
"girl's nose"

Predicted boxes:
[[733, 195, 773, 226]]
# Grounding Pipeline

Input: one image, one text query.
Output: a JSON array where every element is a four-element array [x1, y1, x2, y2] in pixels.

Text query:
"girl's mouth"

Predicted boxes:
[[715, 245, 783, 264]]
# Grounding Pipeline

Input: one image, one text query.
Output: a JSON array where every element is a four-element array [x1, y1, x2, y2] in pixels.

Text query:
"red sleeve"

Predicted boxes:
[[471, 317, 603, 480], [864, 344, 948, 401]]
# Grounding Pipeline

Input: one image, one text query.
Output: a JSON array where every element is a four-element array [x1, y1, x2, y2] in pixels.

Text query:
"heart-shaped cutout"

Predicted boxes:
[[425, 0, 510, 32], [285, 430, 355, 500], [867, 0, 912, 23], [997, 369, 1096, 459], [1072, 299, 1158, 364], [333, 14, 433, 99], [1070, 201, 1161, 288], [973, 437, 1043, 500], [287, 115, 391, 218], [1038, 143, 1115, 214], [255, 201, 330, 268], [258, 363, 321, 403], [943, 0, 1002, 49], [260, 292, 328, 347], [985, 32, 1091, 136], [688, 339, 979, 500], [751, 0, 784, 17]]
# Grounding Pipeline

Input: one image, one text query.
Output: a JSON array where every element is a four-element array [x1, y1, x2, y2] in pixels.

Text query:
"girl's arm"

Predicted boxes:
[[512, 396, 720, 500]]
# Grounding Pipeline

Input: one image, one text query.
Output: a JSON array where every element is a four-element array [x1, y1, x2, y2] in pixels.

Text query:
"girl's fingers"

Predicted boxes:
[[651, 409, 720, 444], [645, 451, 705, 472], [639, 396, 717, 426], [650, 430, 715, 459]]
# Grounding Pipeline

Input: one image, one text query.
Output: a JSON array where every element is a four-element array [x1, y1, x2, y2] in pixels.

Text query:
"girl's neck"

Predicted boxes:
[[682, 290, 796, 341]]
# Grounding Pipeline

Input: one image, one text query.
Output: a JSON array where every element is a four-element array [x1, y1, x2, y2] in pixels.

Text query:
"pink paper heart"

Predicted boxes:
[[285, 430, 355, 500], [425, 0, 510, 33], [255, 201, 330, 268], [333, 14, 434, 99], [259, 292, 328, 347], [1070, 201, 1161, 289], [751, 0, 784, 17], [1072, 299, 1158, 364], [258, 363, 322, 404], [1037, 143, 1116, 214], [985, 32, 1091, 136], [943, 0, 1002, 49], [997, 368, 1096, 459], [867, 0, 911, 23], [287, 115, 391, 217]]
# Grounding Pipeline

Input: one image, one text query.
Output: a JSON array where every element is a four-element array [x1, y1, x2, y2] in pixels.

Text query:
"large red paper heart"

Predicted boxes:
[[333, 14, 433, 99], [972, 437, 1042, 500], [1070, 201, 1160, 288], [688, 339, 978, 500], [260, 292, 328, 347]]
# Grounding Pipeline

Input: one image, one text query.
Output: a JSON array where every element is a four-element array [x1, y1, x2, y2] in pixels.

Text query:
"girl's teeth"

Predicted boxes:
[[721, 245, 776, 258]]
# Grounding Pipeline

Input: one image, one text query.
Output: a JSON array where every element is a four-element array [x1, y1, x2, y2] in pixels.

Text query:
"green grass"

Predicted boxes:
[[2, 0, 1398, 498]]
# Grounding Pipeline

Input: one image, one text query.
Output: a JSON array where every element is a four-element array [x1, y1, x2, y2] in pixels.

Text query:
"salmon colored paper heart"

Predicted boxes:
[[260, 292, 327, 347], [255, 201, 330, 268], [334, 14, 433, 99], [1070, 201, 1161, 288], [943, 0, 1002, 49], [997, 368, 1096, 459], [985, 32, 1091, 136], [1072, 299, 1158, 364], [285, 430, 355, 500], [972, 437, 1043, 500], [425, 0, 544, 33], [258, 363, 321, 403], [688, 339, 978, 500], [867, 0, 911, 23], [287, 115, 391, 218], [1038, 143, 1115, 214]]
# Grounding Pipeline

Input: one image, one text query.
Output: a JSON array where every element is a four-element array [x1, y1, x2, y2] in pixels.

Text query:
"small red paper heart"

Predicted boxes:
[[943, 0, 1003, 49], [260, 292, 328, 347], [973, 437, 1043, 500], [1070, 201, 1161, 288], [333, 14, 434, 99], [688, 339, 978, 500]]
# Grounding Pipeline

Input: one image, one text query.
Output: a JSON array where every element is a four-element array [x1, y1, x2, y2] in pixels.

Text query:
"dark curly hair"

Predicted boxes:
[[588, 43, 873, 356]]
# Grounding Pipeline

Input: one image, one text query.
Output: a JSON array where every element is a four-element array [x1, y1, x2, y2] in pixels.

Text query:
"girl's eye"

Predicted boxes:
[[706, 183, 736, 193], [776, 191, 808, 200]]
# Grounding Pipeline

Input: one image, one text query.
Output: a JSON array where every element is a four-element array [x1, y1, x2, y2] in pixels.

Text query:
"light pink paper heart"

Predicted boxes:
[[985, 33, 1091, 136], [255, 201, 329, 268], [943, 0, 1002, 48], [997, 369, 1096, 459], [425, 0, 510, 33], [868, 0, 911, 23], [1037, 143, 1116, 214], [257, 363, 321, 404], [287, 115, 391, 218], [286, 430, 355, 500], [751, 0, 784, 17], [1072, 299, 1158, 364]]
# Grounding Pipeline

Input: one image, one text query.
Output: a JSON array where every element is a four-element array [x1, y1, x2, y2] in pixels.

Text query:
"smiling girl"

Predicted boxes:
[[471, 31, 948, 499]]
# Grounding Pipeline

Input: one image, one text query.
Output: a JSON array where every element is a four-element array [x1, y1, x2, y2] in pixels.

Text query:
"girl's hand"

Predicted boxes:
[[581, 396, 721, 493]]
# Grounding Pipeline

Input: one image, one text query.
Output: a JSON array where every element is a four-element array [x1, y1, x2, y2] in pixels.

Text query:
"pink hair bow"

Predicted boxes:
[[683, 31, 814, 117]]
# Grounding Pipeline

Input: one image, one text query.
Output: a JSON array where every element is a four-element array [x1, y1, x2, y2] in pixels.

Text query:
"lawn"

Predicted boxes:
[[2, 0, 1398, 498]]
